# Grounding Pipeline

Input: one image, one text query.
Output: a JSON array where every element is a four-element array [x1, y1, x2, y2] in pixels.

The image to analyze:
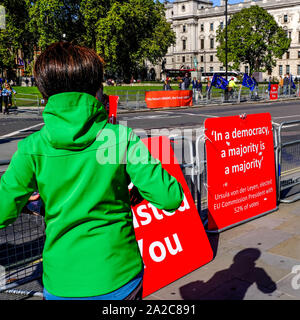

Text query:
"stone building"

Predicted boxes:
[[154, 0, 300, 80]]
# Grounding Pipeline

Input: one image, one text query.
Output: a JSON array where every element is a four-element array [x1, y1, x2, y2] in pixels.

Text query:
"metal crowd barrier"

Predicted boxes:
[[12, 93, 42, 116], [0, 164, 45, 297], [276, 120, 300, 203]]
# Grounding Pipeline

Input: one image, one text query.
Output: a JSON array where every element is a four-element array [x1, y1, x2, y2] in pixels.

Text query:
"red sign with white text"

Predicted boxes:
[[132, 136, 213, 297], [270, 84, 279, 100], [205, 113, 277, 231], [145, 90, 193, 109]]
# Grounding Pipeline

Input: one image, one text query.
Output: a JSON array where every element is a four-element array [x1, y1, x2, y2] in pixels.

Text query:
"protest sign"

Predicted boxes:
[[270, 84, 279, 100], [132, 136, 213, 297], [205, 113, 277, 232], [145, 90, 193, 109], [108, 95, 119, 124]]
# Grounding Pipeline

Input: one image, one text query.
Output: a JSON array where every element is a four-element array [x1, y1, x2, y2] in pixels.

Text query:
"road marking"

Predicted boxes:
[[273, 115, 300, 119], [121, 114, 181, 121], [175, 112, 219, 118], [0, 123, 44, 139]]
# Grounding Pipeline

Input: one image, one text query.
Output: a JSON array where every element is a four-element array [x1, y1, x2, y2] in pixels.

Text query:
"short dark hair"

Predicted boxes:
[[34, 42, 104, 99]]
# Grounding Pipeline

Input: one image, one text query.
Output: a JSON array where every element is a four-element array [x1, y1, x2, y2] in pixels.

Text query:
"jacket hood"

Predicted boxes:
[[43, 92, 108, 150]]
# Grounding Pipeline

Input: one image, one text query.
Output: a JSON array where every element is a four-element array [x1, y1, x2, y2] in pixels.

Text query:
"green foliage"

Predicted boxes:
[[27, 0, 175, 81], [28, 0, 84, 49], [0, 0, 33, 74], [94, 0, 175, 81], [216, 5, 291, 75]]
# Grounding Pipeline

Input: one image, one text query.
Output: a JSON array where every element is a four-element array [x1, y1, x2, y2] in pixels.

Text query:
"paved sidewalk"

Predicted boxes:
[[145, 200, 300, 300], [2, 200, 300, 300]]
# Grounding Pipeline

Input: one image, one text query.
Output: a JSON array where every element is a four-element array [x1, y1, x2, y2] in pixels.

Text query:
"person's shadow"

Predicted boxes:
[[179, 248, 277, 300]]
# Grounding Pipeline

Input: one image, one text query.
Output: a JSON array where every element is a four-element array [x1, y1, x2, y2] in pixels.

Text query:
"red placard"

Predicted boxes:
[[145, 90, 193, 109], [132, 136, 213, 297], [270, 84, 278, 100], [205, 113, 277, 232], [108, 95, 119, 124]]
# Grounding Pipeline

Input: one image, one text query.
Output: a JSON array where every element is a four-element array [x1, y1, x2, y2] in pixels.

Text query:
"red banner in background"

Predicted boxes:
[[108, 95, 119, 124], [270, 84, 278, 100], [132, 136, 213, 298], [145, 90, 193, 109], [205, 113, 277, 232]]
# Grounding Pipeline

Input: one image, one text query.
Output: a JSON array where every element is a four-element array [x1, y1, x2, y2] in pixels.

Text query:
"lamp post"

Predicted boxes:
[[225, 0, 229, 101]]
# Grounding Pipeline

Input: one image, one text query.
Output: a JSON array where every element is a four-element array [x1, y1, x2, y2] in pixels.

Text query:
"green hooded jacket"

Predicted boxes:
[[0, 92, 184, 297]]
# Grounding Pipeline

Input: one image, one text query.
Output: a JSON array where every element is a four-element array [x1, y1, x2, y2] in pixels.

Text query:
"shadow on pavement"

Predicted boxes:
[[179, 248, 277, 300]]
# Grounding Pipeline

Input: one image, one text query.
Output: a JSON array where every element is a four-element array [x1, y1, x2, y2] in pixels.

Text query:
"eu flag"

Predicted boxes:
[[210, 74, 228, 90], [290, 76, 296, 90], [242, 73, 256, 91]]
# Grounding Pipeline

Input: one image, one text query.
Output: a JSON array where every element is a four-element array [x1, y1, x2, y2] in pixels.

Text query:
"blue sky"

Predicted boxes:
[[214, 0, 243, 5], [164, 0, 244, 6]]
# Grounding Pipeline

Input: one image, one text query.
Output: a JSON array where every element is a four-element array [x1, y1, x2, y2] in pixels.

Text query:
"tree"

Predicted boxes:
[[4, 0, 175, 82], [80, 0, 113, 50], [0, 0, 35, 77], [95, 0, 176, 82], [216, 5, 291, 75], [28, 0, 84, 50]]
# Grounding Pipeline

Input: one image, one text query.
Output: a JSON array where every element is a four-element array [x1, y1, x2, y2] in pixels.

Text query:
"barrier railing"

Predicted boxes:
[[12, 93, 42, 115], [277, 120, 300, 203]]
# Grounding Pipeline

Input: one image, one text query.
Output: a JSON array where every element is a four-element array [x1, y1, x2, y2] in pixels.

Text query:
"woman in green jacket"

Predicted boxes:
[[0, 42, 184, 300]]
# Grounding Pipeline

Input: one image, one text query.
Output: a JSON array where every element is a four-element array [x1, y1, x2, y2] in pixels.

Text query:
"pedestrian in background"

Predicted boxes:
[[179, 78, 184, 90], [0, 41, 184, 300], [182, 73, 190, 90], [195, 79, 203, 102], [279, 76, 284, 95], [192, 77, 197, 99], [283, 74, 290, 95], [205, 77, 211, 99], [2, 82, 16, 114], [163, 78, 172, 91], [251, 75, 258, 100]]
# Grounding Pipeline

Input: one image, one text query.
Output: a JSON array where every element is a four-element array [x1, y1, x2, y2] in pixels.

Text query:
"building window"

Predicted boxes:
[[200, 24, 204, 32], [245, 66, 249, 74], [210, 23, 214, 31], [297, 65, 300, 75], [284, 15, 288, 23], [210, 67, 214, 72], [279, 65, 283, 76], [182, 56, 185, 63], [172, 58, 174, 63], [286, 51, 290, 59], [220, 66, 224, 71], [298, 51, 300, 59], [200, 55, 204, 62], [201, 39, 205, 49], [182, 5, 185, 12], [200, 67, 204, 73], [220, 22, 224, 30], [289, 31, 292, 39], [171, 11, 173, 16], [286, 65, 290, 74], [298, 31, 300, 43], [210, 38, 214, 49], [182, 40, 186, 51], [183, 25, 186, 33], [210, 55, 214, 62]]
